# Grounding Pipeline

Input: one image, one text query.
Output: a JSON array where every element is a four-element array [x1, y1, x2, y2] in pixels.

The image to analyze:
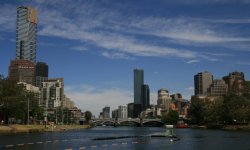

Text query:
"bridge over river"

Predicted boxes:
[[92, 118, 163, 127]]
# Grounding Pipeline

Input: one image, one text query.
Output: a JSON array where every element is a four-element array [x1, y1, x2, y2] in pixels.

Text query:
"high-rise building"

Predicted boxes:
[[102, 106, 110, 119], [194, 71, 213, 96], [127, 103, 141, 118], [207, 79, 228, 97], [8, 59, 36, 85], [157, 88, 172, 113], [16, 6, 37, 63], [134, 69, 144, 104], [118, 105, 127, 119], [40, 78, 64, 108], [141, 84, 150, 110], [112, 109, 118, 119], [35, 62, 48, 87], [223, 72, 245, 94]]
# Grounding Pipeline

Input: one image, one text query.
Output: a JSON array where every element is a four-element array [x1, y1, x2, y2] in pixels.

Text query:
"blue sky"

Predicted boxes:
[[1, 0, 250, 116]]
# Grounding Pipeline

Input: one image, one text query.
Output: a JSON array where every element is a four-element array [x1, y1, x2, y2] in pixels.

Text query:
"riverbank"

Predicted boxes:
[[0, 124, 91, 134], [223, 124, 250, 131], [190, 124, 250, 131]]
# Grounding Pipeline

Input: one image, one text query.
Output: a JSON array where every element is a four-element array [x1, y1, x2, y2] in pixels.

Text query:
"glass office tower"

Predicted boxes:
[[16, 6, 37, 63]]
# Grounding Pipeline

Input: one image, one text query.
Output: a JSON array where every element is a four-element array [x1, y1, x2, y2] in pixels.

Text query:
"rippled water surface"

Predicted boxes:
[[0, 127, 250, 150]]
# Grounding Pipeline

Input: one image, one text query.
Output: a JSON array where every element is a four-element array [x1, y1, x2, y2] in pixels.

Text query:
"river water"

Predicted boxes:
[[0, 127, 250, 150]]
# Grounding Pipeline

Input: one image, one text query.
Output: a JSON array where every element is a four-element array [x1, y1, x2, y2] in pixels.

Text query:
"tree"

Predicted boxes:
[[189, 96, 206, 125], [0, 76, 43, 124], [85, 111, 92, 124], [161, 110, 179, 125]]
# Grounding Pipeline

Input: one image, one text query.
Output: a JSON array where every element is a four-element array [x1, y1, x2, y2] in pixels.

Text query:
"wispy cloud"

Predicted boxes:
[[1, 0, 249, 61], [70, 46, 88, 52], [102, 51, 133, 60], [186, 60, 200, 64]]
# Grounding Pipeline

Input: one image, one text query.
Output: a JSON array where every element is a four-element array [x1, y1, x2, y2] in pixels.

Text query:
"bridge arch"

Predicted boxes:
[[142, 120, 163, 127]]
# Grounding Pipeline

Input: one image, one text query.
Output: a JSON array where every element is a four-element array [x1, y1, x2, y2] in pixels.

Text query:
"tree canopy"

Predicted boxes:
[[0, 76, 43, 124], [161, 110, 179, 125]]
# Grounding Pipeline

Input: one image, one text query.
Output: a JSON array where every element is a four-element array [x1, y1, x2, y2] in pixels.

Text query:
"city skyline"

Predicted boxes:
[[1, 0, 250, 116]]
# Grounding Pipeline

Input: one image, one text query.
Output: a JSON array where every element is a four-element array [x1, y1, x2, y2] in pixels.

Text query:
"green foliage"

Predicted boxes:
[[189, 96, 206, 125], [0, 76, 43, 124], [85, 111, 92, 124], [190, 85, 250, 125], [161, 110, 179, 125]]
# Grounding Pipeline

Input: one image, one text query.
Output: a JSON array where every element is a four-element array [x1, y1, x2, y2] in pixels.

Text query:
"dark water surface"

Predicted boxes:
[[0, 127, 250, 150]]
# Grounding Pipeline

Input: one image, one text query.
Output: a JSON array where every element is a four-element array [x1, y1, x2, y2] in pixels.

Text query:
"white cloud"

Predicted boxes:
[[1, 0, 248, 61], [186, 60, 200, 64], [102, 51, 133, 60], [65, 85, 133, 117]]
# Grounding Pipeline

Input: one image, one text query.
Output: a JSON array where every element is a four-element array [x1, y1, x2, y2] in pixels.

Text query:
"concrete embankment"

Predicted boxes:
[[0, 124, 90, 134]]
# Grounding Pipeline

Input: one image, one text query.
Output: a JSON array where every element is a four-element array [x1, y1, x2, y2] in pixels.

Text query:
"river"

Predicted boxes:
[[0, 127, 250, 150]]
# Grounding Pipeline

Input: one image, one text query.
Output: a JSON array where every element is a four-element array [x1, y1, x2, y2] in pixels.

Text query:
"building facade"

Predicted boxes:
[[127, 103, 141, 118], [8, 59, 36, 85], [194, 71, 213, 96], [171, 93, 190, 119], [112, 109, 118, 119], [141, 84, 150, 111], [35, 62, 48, 87], [118, 105, 127, 119], [223, 72, 245, 94], [207, 79, 228, 97], [157, 88, 172, 115], [40, 78, 64, 109], [134, 69, 144, 104], [16, 6, 37, 63], [102, 106, 110, 119]]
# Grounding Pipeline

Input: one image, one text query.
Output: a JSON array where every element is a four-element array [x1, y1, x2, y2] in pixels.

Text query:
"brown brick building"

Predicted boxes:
[[8, 59, 36, 85]]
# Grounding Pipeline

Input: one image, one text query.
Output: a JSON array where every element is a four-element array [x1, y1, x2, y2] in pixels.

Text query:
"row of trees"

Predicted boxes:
[[190, 82, 250, 125], [1, 75, 93, 125], [0, 75, 43, 124]]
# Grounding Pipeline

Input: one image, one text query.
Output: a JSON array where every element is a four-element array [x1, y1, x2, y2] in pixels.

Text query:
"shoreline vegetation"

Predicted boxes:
[[0, 124, 91, 134], [1, 124, 250, 134], [190, 124, 250, 131]]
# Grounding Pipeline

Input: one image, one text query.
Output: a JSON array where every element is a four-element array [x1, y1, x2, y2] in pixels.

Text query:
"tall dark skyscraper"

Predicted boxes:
[[16, 6, 37, 63], [35, 62, 48, 87], [133, 69, 150, 117], [142, 84, 150, 110], [134, 69, 144, 104]]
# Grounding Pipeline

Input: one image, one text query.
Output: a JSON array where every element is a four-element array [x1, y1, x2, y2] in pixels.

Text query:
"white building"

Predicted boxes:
[[118, 105, 127, 119], [40, 78, 64, 108], [18, 82, 40, 104]]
